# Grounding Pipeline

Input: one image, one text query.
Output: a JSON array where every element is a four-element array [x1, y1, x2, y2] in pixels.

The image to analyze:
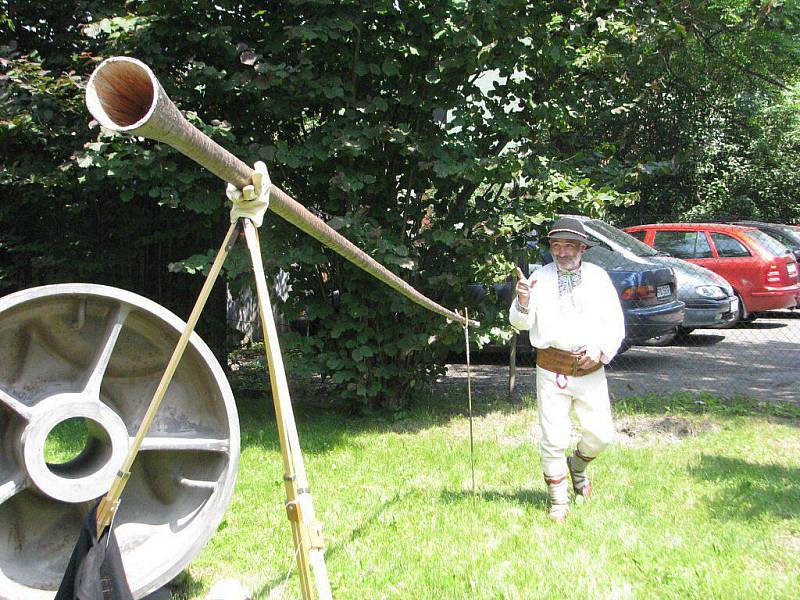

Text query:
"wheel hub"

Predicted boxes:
[[22, 393, 129, 504]]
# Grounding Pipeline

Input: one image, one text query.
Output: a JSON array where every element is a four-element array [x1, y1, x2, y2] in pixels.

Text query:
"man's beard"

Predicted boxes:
[[555, 256, 581, 271]]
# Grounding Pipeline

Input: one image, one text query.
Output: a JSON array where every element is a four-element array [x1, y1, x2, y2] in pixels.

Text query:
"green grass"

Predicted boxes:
[[44, 417, 89, 464], [169, 390, 800, 599]]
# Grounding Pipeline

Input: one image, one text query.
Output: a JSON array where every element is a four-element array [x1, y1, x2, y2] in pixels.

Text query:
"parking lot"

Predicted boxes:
[[439, 310, 800, 405]]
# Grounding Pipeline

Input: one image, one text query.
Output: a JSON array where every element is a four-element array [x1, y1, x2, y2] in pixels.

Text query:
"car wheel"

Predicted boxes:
[[736, 293, 756, 323]]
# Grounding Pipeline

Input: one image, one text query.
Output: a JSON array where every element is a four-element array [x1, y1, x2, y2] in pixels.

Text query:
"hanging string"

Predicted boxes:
[[277, 544, 300, 600], [463, 307, 475, 497]]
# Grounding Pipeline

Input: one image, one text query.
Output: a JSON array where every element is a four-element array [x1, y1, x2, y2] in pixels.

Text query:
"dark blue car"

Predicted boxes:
[[478, 241, 685, 354]]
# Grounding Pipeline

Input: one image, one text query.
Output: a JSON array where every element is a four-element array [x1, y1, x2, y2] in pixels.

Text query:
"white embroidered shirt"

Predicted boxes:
[[508, 261, 625, 363]]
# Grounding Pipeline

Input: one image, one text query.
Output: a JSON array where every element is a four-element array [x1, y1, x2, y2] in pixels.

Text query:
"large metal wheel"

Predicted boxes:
[[0, 284, 240, 600]]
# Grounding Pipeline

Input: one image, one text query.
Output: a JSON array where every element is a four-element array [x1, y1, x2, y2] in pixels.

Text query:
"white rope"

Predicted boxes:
[[277, 544, 300, 600]]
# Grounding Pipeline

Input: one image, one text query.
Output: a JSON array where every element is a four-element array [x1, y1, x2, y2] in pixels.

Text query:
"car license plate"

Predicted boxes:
[[730, 297, 739, 314], [656, 284, 671, 299], [788, 262, 797, 277]]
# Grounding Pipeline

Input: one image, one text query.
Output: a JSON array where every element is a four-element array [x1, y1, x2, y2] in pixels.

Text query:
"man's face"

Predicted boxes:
[[550, 238, 586, 271]]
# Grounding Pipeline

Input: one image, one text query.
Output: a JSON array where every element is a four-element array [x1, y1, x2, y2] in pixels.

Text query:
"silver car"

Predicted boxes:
[[566, 216, 739, 344]]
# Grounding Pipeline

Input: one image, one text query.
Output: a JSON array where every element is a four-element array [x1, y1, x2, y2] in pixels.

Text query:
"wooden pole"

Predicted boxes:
[[96, 222, 239, 533], [509, 332, 517, 398], [96, 218, 330, 599], [242, 220, 332, 600]]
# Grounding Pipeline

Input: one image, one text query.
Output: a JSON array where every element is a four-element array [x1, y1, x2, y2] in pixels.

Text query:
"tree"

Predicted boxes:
[[3, 1, 798, 407], [586, 0, 800, 224]]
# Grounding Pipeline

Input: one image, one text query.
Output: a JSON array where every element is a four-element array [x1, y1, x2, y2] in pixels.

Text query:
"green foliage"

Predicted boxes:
[[2, 1, 799, 407], [595, 0, 800, 225], [0, 4, 231, 355], [681, 84, 800, 223]]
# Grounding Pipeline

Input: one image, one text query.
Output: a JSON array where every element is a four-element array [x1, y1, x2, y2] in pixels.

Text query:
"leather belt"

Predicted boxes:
[[536, 346, 602, 377]]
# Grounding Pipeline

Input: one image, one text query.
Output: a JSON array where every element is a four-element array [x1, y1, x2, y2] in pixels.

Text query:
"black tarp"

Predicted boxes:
[[55, 499, 133, 600]]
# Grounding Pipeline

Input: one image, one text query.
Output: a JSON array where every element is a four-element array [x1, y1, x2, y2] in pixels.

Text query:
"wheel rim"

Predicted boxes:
[[0, 284, 240, 599]]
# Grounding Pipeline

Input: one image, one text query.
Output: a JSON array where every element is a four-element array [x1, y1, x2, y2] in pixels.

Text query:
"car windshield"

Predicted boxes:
[[768, 226, 800, 250], [744, 229, 790, 257], [585, 220, 659, 257]]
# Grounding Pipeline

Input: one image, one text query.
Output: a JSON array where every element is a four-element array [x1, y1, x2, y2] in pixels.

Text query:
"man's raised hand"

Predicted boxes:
[[515, 267, 537, 307]]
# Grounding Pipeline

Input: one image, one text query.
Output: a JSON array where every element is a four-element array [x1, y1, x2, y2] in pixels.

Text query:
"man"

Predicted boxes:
[[509, 217, 625, 522]]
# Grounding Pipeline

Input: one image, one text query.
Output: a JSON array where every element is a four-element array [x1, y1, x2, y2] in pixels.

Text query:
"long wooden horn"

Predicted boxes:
[[86, 57, 477, 327]]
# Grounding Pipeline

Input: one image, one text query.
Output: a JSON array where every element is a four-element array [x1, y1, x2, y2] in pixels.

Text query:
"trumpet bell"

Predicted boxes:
[[84, 56, 475, 327], [86, 56, 252, 189], [86, 56, 160, 132]]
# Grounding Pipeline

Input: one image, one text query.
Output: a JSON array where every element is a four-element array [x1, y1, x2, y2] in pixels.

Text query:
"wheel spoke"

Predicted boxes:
[[138, 435, 230, 453], [0, 387, 31, 420], [176, 477, 218, 491], [82, 304, 131, 399], [0, 473, 28, 505]]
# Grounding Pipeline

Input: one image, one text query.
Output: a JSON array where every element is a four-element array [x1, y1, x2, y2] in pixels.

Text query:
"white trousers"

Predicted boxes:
[[536, 366, 615, 477]]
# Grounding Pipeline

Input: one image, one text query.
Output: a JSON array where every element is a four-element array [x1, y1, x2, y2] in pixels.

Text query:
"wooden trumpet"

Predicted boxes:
[[85, 57, 476, 327]]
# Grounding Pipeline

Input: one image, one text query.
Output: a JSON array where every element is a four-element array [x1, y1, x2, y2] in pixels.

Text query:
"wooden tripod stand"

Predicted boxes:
[[95, 217, 332, 600]]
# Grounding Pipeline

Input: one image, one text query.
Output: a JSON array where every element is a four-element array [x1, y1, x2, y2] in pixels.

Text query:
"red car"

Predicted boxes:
[[625, 223, 800, 320]]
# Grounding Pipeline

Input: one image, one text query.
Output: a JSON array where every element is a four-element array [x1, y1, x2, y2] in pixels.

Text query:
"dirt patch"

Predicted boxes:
[[615, 415, 720, 447], [775, 533, 800, 554], [441, 411, 720, 450]]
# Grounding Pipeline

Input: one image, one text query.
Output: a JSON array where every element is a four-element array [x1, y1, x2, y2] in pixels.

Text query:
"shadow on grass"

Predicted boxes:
[[251, 491, 413, 598], [236, 399, 395, 456], [440, 487, 548, 508], [234, 382, 800, 459], [333, 491, 412, 551], [250, 486, 549, 597], [166, 569, 206, 599], [690, 455, 800, 520], [234, 388, 535, 456]]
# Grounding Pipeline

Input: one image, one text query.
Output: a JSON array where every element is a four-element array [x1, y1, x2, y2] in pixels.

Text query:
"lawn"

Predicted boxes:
[[168, 390, 800, 599]]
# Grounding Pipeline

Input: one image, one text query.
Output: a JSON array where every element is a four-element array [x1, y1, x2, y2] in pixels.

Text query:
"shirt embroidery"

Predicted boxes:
[[557, 266, 583, 313], [557, 268, 582, 296]]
